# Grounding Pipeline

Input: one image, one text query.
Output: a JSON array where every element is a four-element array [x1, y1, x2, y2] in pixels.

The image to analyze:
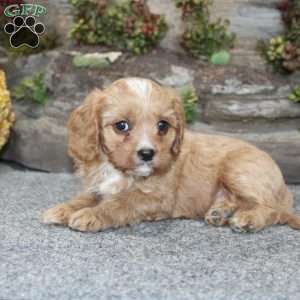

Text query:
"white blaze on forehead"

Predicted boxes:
[[124, 78, 153, 100], [124, 78, 155, 152]]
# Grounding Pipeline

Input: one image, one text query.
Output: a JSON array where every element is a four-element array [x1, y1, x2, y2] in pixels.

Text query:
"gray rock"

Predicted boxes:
[[37, 0, 73, 45], [5, 51, 60, 87], [2, 117, 72, 172], [231, 2, 282, 42], [155, 65, 195, 88], [211, 0, 283, 49], [148, 0, 184, 52]]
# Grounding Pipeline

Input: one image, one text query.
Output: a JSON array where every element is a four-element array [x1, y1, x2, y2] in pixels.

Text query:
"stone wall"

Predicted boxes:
[[2, 0, 299, 183], [2, 49, 300, 182]]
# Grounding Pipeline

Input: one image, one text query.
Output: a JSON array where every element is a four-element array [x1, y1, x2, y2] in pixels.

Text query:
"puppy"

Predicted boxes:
[[43, 78, 300, 233]]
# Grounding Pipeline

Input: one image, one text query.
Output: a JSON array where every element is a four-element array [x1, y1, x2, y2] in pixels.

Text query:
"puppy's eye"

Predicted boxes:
[[157, 120, 169, 135], [114, 121, 130, 133]]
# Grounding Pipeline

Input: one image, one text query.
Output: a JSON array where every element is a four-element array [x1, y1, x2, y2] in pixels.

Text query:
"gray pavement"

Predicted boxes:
[[0, 163, 300, 300]]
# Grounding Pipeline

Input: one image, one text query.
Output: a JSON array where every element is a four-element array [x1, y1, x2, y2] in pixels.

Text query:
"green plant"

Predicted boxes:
[[175, 0, 235, 58], [260, 36, 286, 71], [179, 85, 198, 123], [262, 0, 300, 73], [69, 0, 167, 54], [289, 85, 300, 103], [210, 50, 231, 65], [13, 72, 48, 105]]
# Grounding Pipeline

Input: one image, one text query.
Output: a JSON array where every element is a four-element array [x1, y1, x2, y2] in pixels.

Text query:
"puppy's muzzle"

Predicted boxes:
[[137, 148, 155, 162]]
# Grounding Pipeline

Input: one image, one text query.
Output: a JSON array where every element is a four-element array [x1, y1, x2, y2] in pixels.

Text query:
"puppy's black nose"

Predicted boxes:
[[138, 148, 155, 162]]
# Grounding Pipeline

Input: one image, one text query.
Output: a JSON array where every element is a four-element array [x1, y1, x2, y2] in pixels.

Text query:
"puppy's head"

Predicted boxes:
[[68, 78, 185, 177]]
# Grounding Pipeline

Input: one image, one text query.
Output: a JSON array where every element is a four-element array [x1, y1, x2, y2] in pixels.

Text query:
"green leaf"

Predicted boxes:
[[210, 50, 231, 65], [12, 72, 48, 105], [73, 54, 111, 68], [179, 85, 199, 123]]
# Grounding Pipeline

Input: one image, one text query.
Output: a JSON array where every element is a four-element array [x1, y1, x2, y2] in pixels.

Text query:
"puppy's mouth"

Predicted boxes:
[[132, 162, 153, 177]]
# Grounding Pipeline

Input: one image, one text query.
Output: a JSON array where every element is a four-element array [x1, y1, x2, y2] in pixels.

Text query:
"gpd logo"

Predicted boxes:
[[2, 2, 47, 48]]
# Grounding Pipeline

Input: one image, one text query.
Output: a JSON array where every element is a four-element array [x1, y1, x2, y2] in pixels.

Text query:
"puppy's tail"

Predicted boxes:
[[278, 212, 300, 230], [277, 188, 300, 230]]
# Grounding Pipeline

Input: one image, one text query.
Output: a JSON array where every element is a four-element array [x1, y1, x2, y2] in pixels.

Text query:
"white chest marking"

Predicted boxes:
[[87, 162, 133, 196]]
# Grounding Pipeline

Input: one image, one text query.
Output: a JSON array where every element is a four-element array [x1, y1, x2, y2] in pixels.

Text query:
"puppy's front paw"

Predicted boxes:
[[68, 208, 104, 232], [42, 203, 75, 225], [205, 207, 233, 226], [205, 201, 235, 227]]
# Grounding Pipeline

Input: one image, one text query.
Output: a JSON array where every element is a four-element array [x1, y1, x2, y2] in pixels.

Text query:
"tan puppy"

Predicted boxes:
[[43, 78, 300, 233]]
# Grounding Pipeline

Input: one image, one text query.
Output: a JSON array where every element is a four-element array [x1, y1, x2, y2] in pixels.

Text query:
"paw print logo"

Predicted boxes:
[[4, 16, 45, 48]]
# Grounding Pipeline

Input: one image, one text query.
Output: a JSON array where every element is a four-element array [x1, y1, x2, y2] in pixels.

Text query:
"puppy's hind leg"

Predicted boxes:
[[220, 147, 297, 232], [42, 193, 99, 226], [229, 205, 281, 233]]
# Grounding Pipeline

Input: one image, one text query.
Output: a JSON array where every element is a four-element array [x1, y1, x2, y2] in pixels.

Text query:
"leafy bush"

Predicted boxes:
[[262, 0, 300, 73], [261, 36, 286, 71], [179, 85, 198, 123], [13, 72, 48, 105], [69, 0, 167, 54], [175, 0, 235, 58]]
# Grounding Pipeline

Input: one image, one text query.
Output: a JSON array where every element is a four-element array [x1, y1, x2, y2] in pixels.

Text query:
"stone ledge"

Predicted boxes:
[[204, 97, 300, 120]]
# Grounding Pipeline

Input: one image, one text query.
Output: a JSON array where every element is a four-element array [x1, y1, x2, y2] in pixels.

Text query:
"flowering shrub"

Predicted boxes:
[[69, 0, 167, 54], [263, 0, 300, 73], [0, 70, 15, 151]]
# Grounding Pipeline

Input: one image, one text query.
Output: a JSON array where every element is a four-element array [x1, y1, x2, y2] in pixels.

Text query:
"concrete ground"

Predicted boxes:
[[1, 163, 300, 300]]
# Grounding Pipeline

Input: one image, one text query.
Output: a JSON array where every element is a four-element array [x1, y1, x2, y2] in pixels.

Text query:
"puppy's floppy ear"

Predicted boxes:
[[67, 89, 105, 163], [165, 88, 185, 155]]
